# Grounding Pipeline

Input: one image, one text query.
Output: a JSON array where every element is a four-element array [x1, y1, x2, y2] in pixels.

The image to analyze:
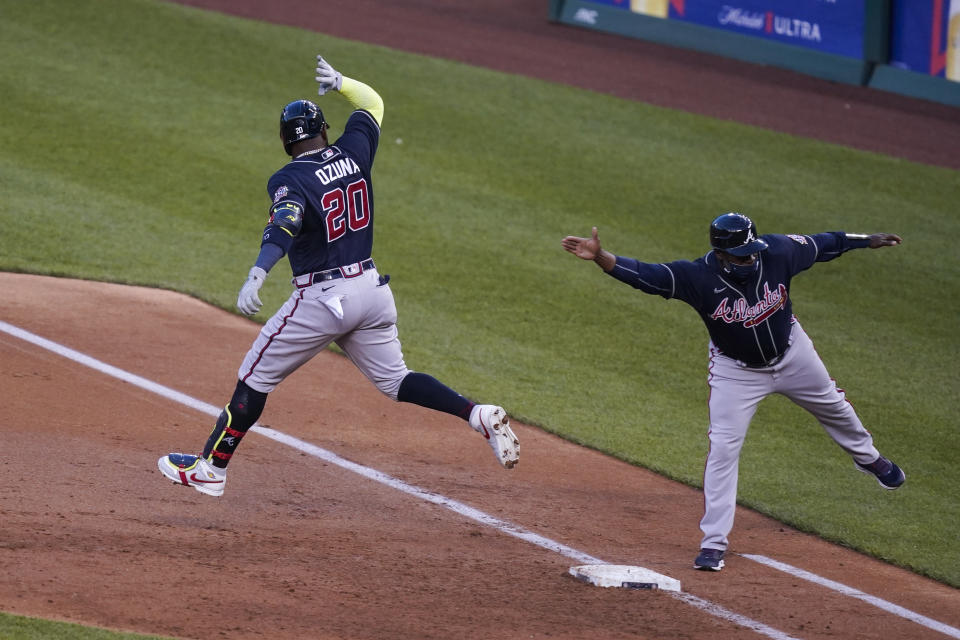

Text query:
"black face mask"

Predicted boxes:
[[723, 259, 759, 282]]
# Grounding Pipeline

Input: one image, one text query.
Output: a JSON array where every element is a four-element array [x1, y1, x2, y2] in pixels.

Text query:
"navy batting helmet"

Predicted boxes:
[[709, 212, 769, 257], [280, 99, 326, 155]]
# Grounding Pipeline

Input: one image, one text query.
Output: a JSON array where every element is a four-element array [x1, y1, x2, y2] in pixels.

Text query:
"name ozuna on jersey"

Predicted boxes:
[[315, 157, 361, 185]]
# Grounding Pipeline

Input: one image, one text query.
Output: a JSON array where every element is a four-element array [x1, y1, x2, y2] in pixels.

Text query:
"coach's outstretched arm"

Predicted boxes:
[[866, 233, 902, 248], [561, 226, 616, 271], [808, 231, 902, 265], [562, 227, 684, 298], [316, 55, 384, 126]]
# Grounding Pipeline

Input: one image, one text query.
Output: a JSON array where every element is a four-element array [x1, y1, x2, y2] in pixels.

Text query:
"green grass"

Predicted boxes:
[[0, 3, 957, 634], [0, 612, 173, 639]]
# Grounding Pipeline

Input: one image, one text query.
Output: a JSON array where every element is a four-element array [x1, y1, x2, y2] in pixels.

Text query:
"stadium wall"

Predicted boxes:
[[548, 0, 960, 108]]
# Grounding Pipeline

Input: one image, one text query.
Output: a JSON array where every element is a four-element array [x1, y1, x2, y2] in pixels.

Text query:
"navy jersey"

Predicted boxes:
[[262, 109, 381, 276], [609, 232, 870, 366]]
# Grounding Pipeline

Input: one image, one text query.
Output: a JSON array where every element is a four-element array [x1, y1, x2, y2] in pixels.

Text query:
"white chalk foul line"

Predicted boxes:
[[253, 424, 603, 564], [252, 424, 799, 640], [743, 555, 960, 639], [0, 318, 864, 640]]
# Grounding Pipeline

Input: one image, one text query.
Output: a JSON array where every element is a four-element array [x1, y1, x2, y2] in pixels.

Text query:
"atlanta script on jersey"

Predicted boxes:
[[262, 109, 380, 276], [608, 232, 871, 367]]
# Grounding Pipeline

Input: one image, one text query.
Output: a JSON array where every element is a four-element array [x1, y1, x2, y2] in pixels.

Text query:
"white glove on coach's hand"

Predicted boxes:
[[237, 266, 267, 315], [315, 55, 343, 96]]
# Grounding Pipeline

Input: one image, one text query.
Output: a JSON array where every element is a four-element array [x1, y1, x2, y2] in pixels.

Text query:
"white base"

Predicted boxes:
[[569, 564, 681, 592]]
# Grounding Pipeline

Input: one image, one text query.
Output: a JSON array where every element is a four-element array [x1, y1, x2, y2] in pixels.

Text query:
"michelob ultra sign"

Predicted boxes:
[[586, 0, 867, 58]]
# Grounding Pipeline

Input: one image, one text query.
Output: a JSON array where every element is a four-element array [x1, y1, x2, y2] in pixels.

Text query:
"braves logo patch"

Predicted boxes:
[[787, 234, 808, 245], [272, 185, 288, 203]]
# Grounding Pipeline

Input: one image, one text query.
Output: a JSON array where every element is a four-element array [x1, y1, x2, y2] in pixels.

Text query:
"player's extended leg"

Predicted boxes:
[[698, 348, 771, 570], [201, 379, 268, 467], [775, 323, 904, 489], [335, 276, 519, 468], [394, 372, 519, 469], [159, 287, 336, 496], [157, 379, 267, 496]]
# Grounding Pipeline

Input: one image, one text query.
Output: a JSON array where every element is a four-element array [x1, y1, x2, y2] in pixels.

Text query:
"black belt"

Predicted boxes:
[[742, 350, 787, 369], [293, 259, 375, 289]]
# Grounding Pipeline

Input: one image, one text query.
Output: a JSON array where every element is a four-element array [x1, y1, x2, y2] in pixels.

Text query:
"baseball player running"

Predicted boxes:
[[158, 55, 518, 496], [562, 213, 905, 572]]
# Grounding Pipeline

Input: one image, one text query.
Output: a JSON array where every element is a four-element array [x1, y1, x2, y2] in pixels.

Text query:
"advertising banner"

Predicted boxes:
[[634, 0, 670, 16], [951, 0, 960, 80], [558, 0, 960, 103], [890, 0, 960, 81], [580, 1, 868, 59], [667, 1, 867, 58], [889, 0, 960, 81], [586, 0, 667, 16]]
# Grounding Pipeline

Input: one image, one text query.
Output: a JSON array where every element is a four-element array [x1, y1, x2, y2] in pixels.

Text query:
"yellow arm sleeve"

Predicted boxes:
[[338, 76, 384, 127]]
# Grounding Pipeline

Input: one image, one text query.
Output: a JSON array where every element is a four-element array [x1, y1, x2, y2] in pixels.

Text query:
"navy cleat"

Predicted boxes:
[[694, 548, 725, 571], [855, 455, 905, 490]]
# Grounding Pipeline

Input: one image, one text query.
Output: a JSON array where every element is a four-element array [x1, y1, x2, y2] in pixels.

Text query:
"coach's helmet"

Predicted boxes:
[[280, 99, 326, 155], [709, 212, 768, 257]]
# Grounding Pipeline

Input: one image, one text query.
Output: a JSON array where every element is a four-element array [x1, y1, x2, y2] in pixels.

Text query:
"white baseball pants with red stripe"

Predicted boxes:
[[238, 268, 409, 398], [699, 321, 880, 551]]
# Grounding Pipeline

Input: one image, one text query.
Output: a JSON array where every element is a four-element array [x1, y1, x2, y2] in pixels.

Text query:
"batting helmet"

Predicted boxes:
[[709, 212, 769, 257], [280, 99, 326, 155]]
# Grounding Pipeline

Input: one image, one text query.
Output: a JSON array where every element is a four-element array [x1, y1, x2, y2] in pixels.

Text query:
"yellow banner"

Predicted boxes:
[[949, 0, 960, 81], [631, 0, 668, 18]]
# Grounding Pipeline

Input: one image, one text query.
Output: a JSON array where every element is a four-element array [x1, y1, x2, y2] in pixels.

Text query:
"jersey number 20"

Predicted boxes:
[[321, 178, 371, 242]]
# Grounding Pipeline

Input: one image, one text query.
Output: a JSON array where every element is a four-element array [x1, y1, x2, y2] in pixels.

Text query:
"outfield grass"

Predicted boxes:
[[0, 1, 957, 626], [0, 612, 173, 640]]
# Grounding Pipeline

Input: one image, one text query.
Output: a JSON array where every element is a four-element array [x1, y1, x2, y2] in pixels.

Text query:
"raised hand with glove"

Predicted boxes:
[[315, 56, 342, 96], [314, 54, 384, 126]]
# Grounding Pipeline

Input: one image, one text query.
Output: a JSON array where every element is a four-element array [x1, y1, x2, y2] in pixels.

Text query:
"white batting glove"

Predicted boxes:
[[237, 266, 267, 315], [315, 55, 343, 96]]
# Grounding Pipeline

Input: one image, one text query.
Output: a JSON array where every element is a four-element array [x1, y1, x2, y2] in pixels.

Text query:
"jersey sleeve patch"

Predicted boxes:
[[272, 185, 289, 204], [787, 234, 808, 245]]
